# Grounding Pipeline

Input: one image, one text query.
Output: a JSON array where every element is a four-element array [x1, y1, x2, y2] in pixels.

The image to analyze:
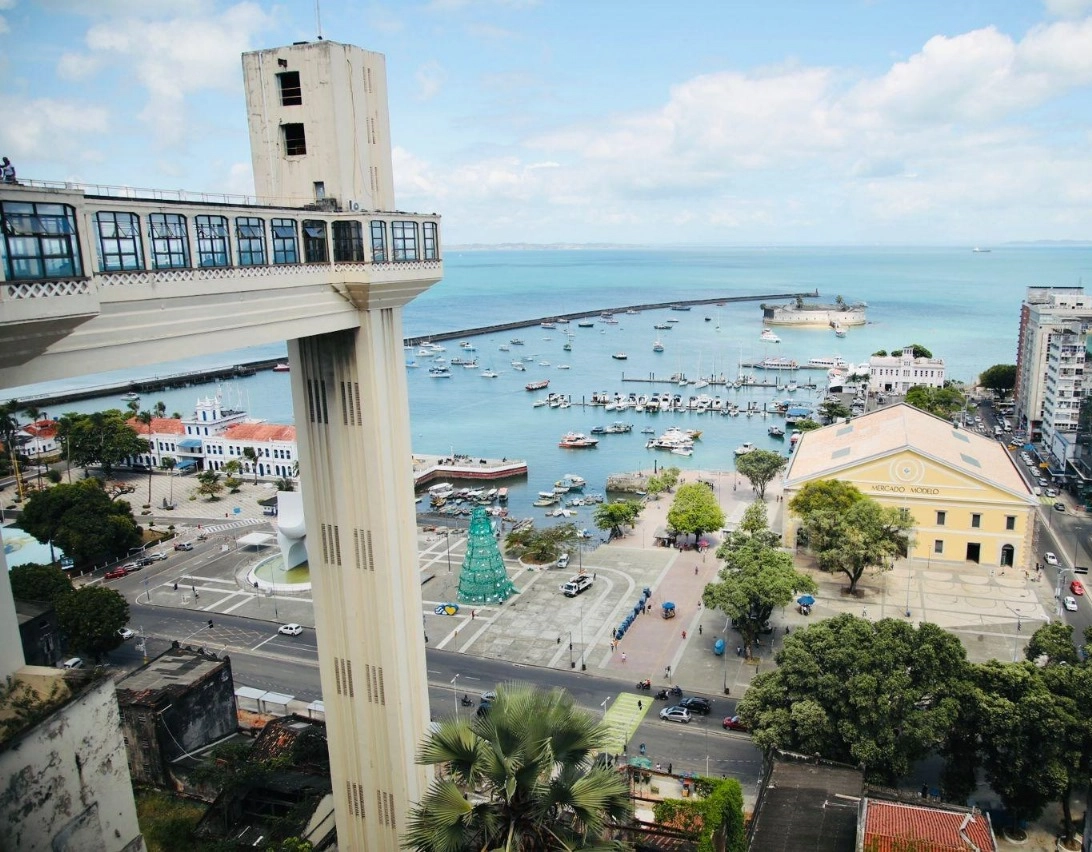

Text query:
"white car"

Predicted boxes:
[[117, 627, 136, 640], [1044, 552, 1059, 566], [1064, 596, 1079, 612], [278, 623, 303, 636]]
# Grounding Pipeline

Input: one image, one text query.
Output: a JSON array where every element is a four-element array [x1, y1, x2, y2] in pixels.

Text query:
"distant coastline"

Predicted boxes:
[[446, 241, 1092, 250]]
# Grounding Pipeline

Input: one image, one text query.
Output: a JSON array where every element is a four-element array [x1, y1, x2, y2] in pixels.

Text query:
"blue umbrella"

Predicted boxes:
[[797, 594, 815, 606]]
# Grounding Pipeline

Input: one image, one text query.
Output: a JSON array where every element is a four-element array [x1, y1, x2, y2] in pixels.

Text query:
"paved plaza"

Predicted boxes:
[[97, 466, 1059, 699]]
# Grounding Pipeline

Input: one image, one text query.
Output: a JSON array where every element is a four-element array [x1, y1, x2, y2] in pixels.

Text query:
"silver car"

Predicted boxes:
[[659, 706, 691, 724]]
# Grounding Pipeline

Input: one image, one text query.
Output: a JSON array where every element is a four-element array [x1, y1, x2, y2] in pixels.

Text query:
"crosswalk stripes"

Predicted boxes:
[[197, 518, 263, 533], [601, 692, 651, 753]]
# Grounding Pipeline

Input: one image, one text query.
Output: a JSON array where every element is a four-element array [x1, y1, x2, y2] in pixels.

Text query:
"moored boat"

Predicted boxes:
[[526, 379, 550, 391], [653, 339, 665, 352], [760, 328, 781, 343], [768, 425, 785, 438], [272, 363, 290, 373], [734, 442, 757, 456], [558, 432, 599, 449], [612, 352, 628, 360]]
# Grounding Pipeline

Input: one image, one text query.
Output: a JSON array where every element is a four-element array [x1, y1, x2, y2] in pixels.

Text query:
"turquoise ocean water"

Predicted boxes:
[[6, 246, 1092, 524]]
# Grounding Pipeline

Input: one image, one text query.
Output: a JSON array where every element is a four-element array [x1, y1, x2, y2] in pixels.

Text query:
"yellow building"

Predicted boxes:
[[783, 404, 1036, 569]]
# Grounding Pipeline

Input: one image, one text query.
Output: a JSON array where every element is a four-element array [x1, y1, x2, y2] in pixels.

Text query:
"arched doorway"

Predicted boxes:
[[1000, 544, 1014, 567]]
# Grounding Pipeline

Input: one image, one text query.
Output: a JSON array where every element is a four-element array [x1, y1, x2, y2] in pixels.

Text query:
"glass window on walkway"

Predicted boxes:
[[271, 218, 299, 264], [236, 216, 266, 266], [392, 220, 418, 261], [423, 221, 439, 260], [195, 215, 231, 268], [1, 201, 82, 280], [302, 220, 328, 263], [149, 213, 190, 269], [332, 220, 365, 262], [95, 211, 144, 271], [370, 220, 387, 263]]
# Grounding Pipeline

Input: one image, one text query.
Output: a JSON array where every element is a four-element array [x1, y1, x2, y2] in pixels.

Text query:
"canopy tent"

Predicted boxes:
[[237, 532, 275, 548]]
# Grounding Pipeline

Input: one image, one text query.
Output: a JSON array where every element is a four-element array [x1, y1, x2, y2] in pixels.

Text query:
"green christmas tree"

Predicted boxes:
[[457, 507, 517, 604]]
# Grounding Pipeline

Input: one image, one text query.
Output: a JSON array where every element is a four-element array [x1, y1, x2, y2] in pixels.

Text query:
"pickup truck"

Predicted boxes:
[[560, 574, 593, 597]]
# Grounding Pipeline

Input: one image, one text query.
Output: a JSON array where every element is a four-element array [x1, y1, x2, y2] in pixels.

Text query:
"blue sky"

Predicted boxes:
[[2, 0, 1092, 245]]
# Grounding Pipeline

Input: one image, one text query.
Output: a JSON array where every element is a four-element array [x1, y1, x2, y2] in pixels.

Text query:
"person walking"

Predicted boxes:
[[621, 651, 627, 664]]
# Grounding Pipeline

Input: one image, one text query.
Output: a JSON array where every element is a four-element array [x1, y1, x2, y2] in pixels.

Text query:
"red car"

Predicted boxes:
[[722, 715, 748, 731], [1071, 580, 1085, 596], [104, 567, 129, 580]]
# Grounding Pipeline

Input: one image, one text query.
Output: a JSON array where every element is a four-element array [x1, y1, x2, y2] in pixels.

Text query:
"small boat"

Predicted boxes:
[[671, 447, 693, 457], [831, 321, 847, 338], [972, 247, 992, 253], [497, 487, 508, 502], [405, 360, 418, 368], [768, 425, 785, 438], [533, 493, 560, 507], [735, 442, 757, 456], [761, 329, 781, 343], [541, 321, 557, 329], [562, 474, 587, 489], [526, 379, 550, 391], [499, 344, 510, 352], [641, 427, 656, 435], [563, 341, 572, 351], [121, 391, 141, 400], [512, 362, 526, 371], [605, 421, 633, 433], [653, 323, 671, 330], [429, 367, 452, 378], [271, 363, 290, 373], [481, 369, 499, 378], [590, 425, 607, 434], [653, 340, 665, 352], [612, 352, 628, 360], [557, 365, 571, 370], [578, 321, 595, 328], [559, 432, 599, 449], [511, 338, 525, 345]]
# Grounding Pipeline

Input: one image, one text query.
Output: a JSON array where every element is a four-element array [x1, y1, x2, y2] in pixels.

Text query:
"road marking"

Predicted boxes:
[[251, 634, 280, 652]]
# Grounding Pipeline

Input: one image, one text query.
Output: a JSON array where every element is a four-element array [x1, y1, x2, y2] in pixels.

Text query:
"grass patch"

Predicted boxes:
[[136, 790, 216, 852]]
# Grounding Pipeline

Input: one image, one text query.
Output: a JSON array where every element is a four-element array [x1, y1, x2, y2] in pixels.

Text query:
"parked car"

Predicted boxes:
[[722, 715, 748, 731], [659, 706, 691, 724], [174, 541, 194, 551], [278, 623, 303, 636], [556, 552, 570, 569], [1054, 502, 1066, 513], [679, 696, 712, 715], [104, 566, 129, 580], [1044, 552, 1059, 566], [1071, 580, 1085, 596], [118, 627, 135, 640], [1064, 596, 1079, 612], [61, 657, 84, 669], [144, 552, 169, 562]]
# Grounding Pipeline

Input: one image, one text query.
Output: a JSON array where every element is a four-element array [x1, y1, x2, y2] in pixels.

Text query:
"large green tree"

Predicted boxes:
[[195, 469, 225, 501], [903, 385, 965, 419], [789, 478, 864, 517], [8, 562, 74, 604], [505, 522, 580, 564], [56, 585, 130, 659], [403, 683, 632, 851], [704, 502, 815, 658], [593, 500, 642, 540], [666, 482, 725, 538], [979, 364, 1016, 399], [56, 409, 146, 476], [19, 478, 142, 568], [739, 615, 970, 783], [792, 486, 912, 593], [734, 450, 787, 500]]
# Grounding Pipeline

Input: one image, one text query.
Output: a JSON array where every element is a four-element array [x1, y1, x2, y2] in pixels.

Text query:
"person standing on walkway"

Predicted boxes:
[[621, 651, 627, 664]]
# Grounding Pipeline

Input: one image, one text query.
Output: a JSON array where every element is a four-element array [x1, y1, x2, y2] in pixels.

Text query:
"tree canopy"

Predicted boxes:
[[903, 385, 965, 419], [817, 400, 851, 423], [56, 409, 146, 476], [734, 450, 787, 499], [704, 502, 815, 658], [979, 364, 1016, 398], [56, 585, 130, 659], [738, 615, 970, 783], [666, 482, 725, 537], [19, 478, 142, 568], [8, 562, 74, 605], [505, 522, 580, 564], [195, 470, 225, 501], [788, 478, 864, 517], [593, 500, 642, 540], [403, 683, 632, 851]]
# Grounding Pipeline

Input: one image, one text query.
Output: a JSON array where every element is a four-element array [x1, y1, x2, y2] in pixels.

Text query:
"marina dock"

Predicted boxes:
[[412, 454, 528, 487]]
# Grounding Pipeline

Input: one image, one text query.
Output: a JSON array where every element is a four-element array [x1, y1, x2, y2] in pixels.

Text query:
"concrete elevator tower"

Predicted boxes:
[[242, 41, 435, 849]]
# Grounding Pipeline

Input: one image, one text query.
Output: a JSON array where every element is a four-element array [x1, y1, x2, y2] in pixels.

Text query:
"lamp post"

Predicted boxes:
[[568, 631, 574, 668], [600, 697, 611, 719], [445, 530, 452, 573], [451, 674, 461, 722]]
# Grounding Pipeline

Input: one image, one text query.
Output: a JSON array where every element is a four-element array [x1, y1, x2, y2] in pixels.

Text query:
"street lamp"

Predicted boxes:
[[567, 631, 574, 668], [451, 674, 461, 722], [600, 697, 611, 719], [445, 530, 452, 573]]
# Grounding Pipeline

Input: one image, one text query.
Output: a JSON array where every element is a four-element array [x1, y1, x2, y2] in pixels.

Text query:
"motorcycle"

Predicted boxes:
[[460, 694, 473, 707], [667, 685, 682, 698], [654, 689, 670, 701], [636, 679, 652, 691]]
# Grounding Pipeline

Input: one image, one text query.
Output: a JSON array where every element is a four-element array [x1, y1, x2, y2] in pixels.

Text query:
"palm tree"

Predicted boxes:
[[403, 684, 632, 852], [242, 446, 259, 483], [0, 400, 25, 499], [154, 400, 166, 418], [21, 404, 44, 490], [161, 456, 176, 507], [135, 410, 154, 505]]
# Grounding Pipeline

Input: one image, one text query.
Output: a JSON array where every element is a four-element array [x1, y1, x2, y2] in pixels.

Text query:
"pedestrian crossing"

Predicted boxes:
[[197, 518, 263, 534], [601, 692, 651, 753]]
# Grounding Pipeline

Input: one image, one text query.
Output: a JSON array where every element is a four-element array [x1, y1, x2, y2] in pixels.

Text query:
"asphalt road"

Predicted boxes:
[[112, 601, 764, 785]]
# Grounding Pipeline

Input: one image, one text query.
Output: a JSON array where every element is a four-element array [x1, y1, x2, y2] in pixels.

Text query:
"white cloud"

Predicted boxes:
[[1043, 0, 1092, 18], [60, 2, 272, 145], [0, 97, 109, 160], [415, 60, 446, 102]]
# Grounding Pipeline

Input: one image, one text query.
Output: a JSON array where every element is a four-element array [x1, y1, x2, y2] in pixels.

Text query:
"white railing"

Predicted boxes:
[[14, 178, 310, 210]]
